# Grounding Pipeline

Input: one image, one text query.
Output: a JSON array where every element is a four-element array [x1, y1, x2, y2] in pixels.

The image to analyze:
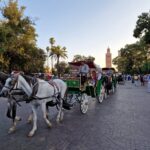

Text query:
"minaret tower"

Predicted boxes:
[[106, 47, 112, 68]]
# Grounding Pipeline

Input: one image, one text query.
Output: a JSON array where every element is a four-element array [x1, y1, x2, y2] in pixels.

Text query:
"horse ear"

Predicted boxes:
[[11, 70, 21, 77]]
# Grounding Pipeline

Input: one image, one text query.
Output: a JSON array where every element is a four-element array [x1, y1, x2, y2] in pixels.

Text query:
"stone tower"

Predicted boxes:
[[106, 47, 112, 68]]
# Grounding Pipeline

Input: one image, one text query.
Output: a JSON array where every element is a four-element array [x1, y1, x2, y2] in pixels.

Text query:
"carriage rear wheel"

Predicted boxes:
[[80, 93, 88, 114], [112, 84, 115, 93]]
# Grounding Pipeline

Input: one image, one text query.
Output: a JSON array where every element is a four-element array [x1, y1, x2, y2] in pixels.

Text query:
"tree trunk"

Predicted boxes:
[[57, 57, 60, 78]]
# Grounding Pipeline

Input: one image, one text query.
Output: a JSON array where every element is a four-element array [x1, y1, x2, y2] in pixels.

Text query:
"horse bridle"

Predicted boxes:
[[6, 76, 25, 106]]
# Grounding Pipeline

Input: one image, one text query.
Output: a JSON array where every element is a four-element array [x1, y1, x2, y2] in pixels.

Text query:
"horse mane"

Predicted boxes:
[[22, 74, 38, 86], [21, 75, 39, 97]]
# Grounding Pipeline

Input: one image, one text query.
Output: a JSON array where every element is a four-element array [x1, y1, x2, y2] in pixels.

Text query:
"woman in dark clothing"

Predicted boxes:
[[140, 75, 144, 86]]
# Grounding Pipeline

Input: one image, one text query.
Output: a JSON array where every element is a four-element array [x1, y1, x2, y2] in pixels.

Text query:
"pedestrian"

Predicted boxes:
[[140, 75, 144, 86], [134, 74, 138, 86], [131, 76, 134, 84]]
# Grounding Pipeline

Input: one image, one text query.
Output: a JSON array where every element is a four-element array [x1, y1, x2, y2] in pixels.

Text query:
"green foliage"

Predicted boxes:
[[54, 61, 70, 76], [0, 0, 46, 73], [113, 41, 149, 74], [114, 10, 150, 74], [47, 37, 68, 77], [133, 12, 150, 44], [73, 54, 95, 62]]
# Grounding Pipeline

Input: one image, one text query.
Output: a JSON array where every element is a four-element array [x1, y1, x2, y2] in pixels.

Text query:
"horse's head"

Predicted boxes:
[[0, 73, 19, 97], [0, 77, 12, 97]]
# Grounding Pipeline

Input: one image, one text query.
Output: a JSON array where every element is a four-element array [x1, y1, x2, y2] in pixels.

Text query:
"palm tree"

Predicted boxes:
[[49, 37, 55, 73], [46, 46, 49, 67], [51, 45, 67, 77]]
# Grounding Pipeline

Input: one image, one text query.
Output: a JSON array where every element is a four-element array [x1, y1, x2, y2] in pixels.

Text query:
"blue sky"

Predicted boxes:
[[5, 0, 150, 67]]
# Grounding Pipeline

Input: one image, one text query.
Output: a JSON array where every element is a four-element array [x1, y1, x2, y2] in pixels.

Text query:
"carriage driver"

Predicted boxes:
[[79, 61, 90, 86]]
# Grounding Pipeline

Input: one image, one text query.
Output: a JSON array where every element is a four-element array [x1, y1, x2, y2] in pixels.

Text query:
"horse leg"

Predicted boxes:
[[56, 98, 63, 123], [8, 119, 17, 133], [28, 105, 37, 137], [27, 112, 33, 124], [15, 116, 21, 121], [8, 102, 21, 133], [41, 102, 52, 128], [8, 117, 21, 133]]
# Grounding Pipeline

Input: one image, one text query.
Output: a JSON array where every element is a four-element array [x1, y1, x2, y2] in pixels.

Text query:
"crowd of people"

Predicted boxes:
[[119, 74, 150, 87]]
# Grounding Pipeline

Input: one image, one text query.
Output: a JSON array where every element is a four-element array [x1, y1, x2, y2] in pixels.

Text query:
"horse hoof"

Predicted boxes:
[[27, 120, 32, 124], [8, 128, 15, 134], [28, 132, 34, 137], [15, 116, 21, 121], [47, 123, 52, 128]]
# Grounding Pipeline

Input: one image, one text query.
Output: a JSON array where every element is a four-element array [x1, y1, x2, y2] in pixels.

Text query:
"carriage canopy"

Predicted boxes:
[[102, 67, 116, 75], [68, 61, 97, 69]]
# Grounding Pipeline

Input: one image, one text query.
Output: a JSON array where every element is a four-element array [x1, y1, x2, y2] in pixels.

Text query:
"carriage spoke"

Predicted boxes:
[[80, 93, 88, 114]]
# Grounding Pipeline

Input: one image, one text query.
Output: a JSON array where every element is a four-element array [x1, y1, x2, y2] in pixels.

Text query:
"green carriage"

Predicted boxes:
[[63, 61, 105, 114], [64, 76, 89, 114]]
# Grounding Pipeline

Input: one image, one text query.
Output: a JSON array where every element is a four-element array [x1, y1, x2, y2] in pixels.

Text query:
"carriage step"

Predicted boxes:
[[46, 101, 57, 107]]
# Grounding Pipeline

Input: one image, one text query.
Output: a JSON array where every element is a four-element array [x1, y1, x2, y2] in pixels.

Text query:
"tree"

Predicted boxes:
[[133, 11, 150, 44], [73, 54, 83, 62], [86, 56, 95, 62], [49, 37, 55, 73], [54, 61, 70, 76], [0, 0, 46, 73], [47, 38, 68, 77], [73, 55, 95, 62], [51, 45, 67, 77], [113, 41, 148, 74]]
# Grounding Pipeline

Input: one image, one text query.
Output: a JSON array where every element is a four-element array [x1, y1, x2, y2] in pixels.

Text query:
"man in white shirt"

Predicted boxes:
[[97, 67, 102, 80], [79, 61, 90, 75], [79, 61, 90, 85]]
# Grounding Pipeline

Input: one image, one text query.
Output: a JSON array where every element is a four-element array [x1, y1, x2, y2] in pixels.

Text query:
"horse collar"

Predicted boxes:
[[48, 80, 59, 94]]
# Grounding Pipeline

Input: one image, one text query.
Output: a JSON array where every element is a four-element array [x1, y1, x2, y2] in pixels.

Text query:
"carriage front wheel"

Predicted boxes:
[[80, 93, 88, 114], [97, 86, 105, 103]]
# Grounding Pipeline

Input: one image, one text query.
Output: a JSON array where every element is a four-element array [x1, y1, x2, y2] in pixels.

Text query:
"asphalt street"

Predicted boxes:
[[0, 81, 150, 150]]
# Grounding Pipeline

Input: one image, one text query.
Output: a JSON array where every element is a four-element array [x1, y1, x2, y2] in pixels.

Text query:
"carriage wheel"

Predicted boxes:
[[80, 93, 88, 114], [112, 84, 115, 93], [104, 93, 107, 99], [97, 86, 105, 103]]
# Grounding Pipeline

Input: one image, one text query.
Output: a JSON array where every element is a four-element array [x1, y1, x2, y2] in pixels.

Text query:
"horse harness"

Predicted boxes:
[[9, 76, 61, 103], [6, 76, 61, 120]]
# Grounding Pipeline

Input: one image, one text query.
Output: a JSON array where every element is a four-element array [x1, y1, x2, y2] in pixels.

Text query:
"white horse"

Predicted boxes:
[[0, 74, 67, 137]]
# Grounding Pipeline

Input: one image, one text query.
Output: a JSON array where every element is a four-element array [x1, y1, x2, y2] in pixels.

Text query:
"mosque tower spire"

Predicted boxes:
[[105, 47, 112, 68]]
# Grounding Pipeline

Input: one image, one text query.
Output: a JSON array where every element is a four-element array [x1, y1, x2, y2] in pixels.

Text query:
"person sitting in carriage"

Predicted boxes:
[[90, 67, 102, 87], [88, 67, 103, 97], [104, 71, 113, 95], [90, 70, 97, 86], [79, 61, 90, 86]]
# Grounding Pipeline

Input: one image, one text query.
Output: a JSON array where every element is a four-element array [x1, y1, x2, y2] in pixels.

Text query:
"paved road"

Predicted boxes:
[[0, 81, 150, 150]]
